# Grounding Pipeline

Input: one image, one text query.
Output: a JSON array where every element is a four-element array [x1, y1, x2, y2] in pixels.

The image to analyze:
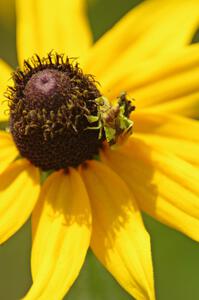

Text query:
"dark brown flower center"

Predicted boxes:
[[8, 54, 103, 170]]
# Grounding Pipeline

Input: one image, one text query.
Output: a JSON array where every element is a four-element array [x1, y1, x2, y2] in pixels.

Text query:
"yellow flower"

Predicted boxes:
[[0, 0, 199, 299]]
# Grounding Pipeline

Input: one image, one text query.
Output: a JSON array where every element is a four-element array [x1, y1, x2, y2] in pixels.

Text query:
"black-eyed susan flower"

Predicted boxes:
[[0, 0, 199, 299]]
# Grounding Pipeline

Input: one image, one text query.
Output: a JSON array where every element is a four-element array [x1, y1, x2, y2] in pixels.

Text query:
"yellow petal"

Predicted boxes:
[[129, 52, 199, 110], [84, 0, 199, 79], [133, 111, 199, 166], [101, 44, 199, 117], [101, 138, 199, 241], [0, 131, 18, 174], [80, 161, 155, 300], [0, 59, 12, 121], [0, 159, 40, 244], [134, 133, 199, 166], [24, 168, 91, 300], [16, 0, 92, 66], [133, 112, 199, 142], [144, 91, 199, 118]]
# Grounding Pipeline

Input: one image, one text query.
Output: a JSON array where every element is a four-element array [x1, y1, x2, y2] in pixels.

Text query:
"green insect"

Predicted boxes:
[[86, 94, 134, 145]]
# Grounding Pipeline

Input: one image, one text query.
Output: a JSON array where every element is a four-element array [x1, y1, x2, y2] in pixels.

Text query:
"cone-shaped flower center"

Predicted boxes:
[[8, 53, 134, 171]]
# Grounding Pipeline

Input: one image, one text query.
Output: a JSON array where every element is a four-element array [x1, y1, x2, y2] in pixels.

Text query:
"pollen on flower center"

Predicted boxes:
[[7, 53, 135, 171]]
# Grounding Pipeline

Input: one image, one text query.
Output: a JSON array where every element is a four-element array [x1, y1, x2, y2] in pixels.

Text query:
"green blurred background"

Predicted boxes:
[[0, 0, 199, 299]]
